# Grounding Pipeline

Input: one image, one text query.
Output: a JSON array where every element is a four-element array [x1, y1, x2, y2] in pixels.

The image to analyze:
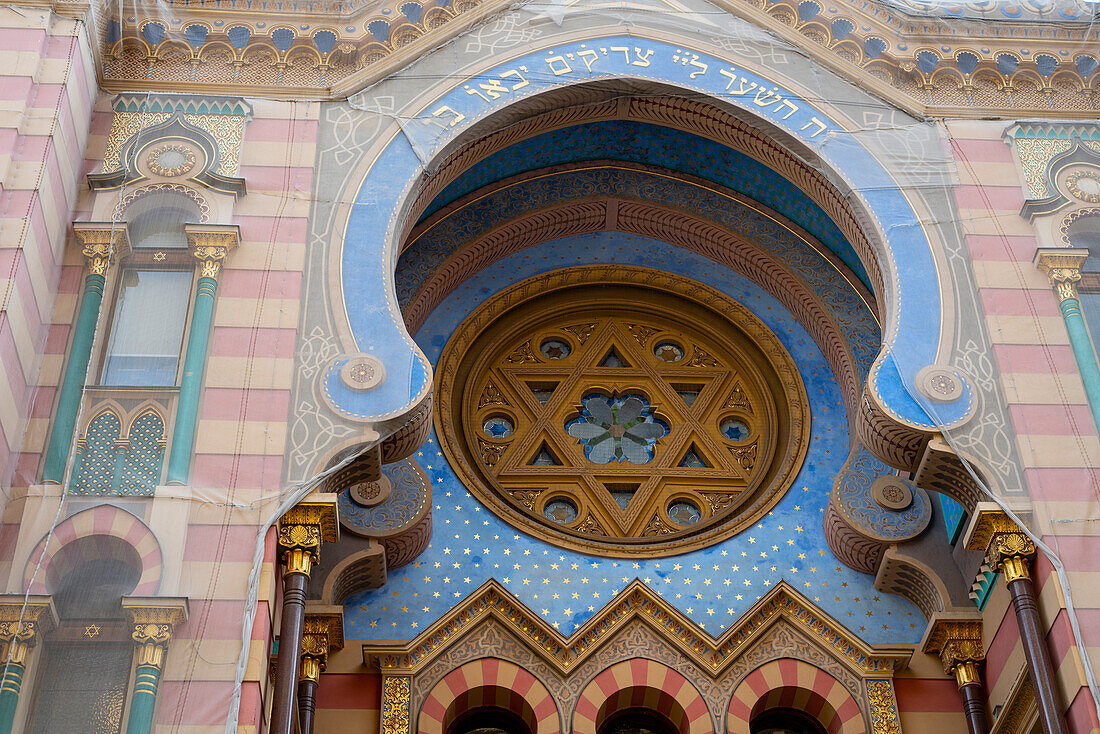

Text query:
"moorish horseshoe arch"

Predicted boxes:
[[322, 31, 973, 458]]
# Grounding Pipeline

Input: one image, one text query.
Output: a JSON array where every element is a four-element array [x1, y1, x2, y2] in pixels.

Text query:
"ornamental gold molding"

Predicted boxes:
[[73, 222, 131, 276], [381, 675, 411, 734], [185, 224, 241, 280], [866, 679, 902, 734], [362, 579, 910, 678], [1034, 248, 1089, 302], [964, 508, 1036, 583]]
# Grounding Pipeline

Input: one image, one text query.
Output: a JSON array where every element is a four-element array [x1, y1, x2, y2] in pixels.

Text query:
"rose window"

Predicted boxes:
[[435, 267, 810, 556]]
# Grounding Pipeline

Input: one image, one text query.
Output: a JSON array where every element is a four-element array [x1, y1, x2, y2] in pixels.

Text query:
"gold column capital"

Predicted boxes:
[[1034, 247, 1089, 302], [965, 509, 1035, 582], [185, 224, 240, 280], [278, 499, 340, 576], [0, 597, 57, 666], [300, 607, 345, 683], [122, 597, 189, 670], [922, 617, 985, 683], [73, 222, 131, 276]]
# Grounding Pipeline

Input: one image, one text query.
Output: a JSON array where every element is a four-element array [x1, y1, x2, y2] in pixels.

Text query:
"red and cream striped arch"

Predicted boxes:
[[727, 658, 865, 734], [573, 658, 714, 734], [418, 658, 561, 734], [23, 504, 163, 595]]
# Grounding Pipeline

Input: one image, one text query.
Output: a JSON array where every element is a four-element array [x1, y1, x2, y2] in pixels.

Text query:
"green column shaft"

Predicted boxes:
[[166, 276, 218, 485], [42, 273, 106, 484], [0, 662, 25, 734], [1060, 297, 1100, 431], [124, 663, 162, 734]]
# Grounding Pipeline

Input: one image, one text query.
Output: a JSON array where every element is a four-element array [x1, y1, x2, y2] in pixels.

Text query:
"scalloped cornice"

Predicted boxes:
[[78, 0, 1099, 115]]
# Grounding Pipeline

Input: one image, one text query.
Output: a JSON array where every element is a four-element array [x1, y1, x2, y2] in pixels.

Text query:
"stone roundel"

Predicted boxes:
[[146, 143, 197, 177], [915, 365, 966, 404], [340, 353, 386, 391]]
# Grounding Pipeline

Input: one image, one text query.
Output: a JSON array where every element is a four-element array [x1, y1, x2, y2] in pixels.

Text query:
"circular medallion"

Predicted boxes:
[[146, 144, 196, 177], [350, 474, 392, 507], [434, 266, 810, 557], [1067, 170, 1100, 203], [483, 415, 514, 438], [870, 477, 913, 511], [340, 354, 386, 392], [916, 365, 963, 403], [720, 418, 751, 442], [544, 499, 578, 523]]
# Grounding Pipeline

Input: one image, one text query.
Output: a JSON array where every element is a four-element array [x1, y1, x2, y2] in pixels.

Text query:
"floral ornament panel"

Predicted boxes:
[[566, 394, 668, 464]]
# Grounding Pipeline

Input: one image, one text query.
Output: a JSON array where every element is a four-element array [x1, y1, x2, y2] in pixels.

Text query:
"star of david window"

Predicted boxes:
[[435, 267, 810, 556]]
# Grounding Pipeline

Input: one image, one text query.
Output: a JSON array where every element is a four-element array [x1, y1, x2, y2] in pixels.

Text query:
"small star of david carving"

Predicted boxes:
[[153, 252, 166, 262], [83, 624, 101, 638]]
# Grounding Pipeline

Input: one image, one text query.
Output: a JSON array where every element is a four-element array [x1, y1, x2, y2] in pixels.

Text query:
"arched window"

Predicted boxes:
[[26, 537, 143, 733], [750, 708, 829, 734], [100, 190, 202, 387], [448, 707, 533, 734], [597, 708, 678, 734]]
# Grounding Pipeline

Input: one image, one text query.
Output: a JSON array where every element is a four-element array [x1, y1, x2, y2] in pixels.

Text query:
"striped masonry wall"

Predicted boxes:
[[947, 119, 1100, 734], [4, 88, 318, 732], [0, 8, 96, 495]]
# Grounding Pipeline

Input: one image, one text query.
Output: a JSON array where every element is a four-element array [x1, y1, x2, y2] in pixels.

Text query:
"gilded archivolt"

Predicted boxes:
[[364, 581, 909, 732]]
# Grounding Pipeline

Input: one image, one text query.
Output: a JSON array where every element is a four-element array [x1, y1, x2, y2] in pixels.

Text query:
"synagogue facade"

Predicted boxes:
[[1, 0, 1099, 731]]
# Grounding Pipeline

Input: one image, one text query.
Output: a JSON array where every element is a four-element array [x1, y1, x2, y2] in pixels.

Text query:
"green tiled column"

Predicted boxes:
[[1035, 249, 1100, 432], [122, 598, 188, 734], [165, 225, 238, 485], [42, 225, 129, 484], [0, 599, 56, 734]]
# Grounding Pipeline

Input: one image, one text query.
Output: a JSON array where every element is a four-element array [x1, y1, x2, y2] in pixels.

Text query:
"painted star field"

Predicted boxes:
[[342, 232, 924, 646]]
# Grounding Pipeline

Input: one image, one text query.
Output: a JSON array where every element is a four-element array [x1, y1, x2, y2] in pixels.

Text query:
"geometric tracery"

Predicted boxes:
[[436, 266, 810, 556]]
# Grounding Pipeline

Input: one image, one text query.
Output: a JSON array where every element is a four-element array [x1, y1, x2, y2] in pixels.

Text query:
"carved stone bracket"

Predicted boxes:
[[185, 223, 240, 280], [73, 222, 132, 276]]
